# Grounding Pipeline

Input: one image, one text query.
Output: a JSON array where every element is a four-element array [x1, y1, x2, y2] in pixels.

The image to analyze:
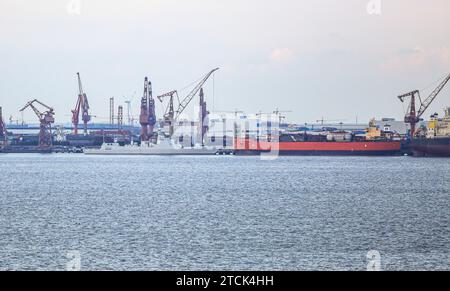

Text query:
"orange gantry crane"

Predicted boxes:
[[72, 72, 91, 135], [398, 73, 450, 138], [20, 99, 55, 148]]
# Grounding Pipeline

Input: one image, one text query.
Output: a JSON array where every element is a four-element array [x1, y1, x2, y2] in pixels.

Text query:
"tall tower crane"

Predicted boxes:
[[72, 72, 91, 135], [20, 99, 55, 148], [139, 77, 156, 141], [398, 73, 450, 138]]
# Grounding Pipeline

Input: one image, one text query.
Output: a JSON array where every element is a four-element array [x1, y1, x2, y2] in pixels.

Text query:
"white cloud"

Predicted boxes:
[[270, 48, 294, 63], [381, 46, 450, 73]]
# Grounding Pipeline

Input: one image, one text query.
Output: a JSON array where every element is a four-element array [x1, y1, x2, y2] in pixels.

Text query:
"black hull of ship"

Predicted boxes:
[[411, 137, 450, 157]]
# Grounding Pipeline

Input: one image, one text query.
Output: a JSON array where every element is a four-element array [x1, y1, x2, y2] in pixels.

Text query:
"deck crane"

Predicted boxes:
[[157, 90, 178, 137], [20, 99, 55, 148], [72, 72, 91, 135], [398, 73, 450, 138], [139, 77, 156, 141]]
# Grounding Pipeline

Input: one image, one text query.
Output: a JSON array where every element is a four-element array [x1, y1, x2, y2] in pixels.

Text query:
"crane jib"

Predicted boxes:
[[397, 73, 450, 137], [175, 67, 219, 120]]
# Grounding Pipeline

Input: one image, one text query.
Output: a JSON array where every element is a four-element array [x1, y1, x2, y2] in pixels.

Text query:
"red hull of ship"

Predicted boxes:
[[234, 138, 402, 156]]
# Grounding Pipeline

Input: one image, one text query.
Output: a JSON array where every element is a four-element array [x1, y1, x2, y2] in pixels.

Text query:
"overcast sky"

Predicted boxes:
[[1, 0, 450, 124]]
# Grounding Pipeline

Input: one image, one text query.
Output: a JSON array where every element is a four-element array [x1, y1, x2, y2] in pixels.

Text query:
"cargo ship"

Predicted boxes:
[[411, 108, 450, 157], [411, 137, 450, 157], [234, 136, 402, 156], [234, 119, 403, 156]]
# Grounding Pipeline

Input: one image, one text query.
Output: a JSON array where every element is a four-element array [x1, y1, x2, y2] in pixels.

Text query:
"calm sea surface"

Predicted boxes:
[[0, 154, 448, 270]]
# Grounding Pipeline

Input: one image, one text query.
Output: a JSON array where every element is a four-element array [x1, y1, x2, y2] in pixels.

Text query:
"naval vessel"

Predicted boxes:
[[84, 138, 219, 155]]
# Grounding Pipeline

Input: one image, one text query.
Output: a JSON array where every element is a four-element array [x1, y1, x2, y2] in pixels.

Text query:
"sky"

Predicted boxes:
[[1, 0, 450, 125]]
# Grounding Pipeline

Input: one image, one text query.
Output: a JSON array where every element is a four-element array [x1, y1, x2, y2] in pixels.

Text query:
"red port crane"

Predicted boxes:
[[20, 99, 55, 148], [72, 72, 91, 135], [139, 77, 156, 141], [398, 73, 450, 138]]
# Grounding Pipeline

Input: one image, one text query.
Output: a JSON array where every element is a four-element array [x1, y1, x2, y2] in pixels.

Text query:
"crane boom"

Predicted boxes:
[[20, 99, 55, 148], [157, 90, 178, 102], [33, 99, 54, 111], [175, 68, 219, 120], [398, 73, 450, 138], [20, 99, 43, 118], [417, 74, 450, 117]]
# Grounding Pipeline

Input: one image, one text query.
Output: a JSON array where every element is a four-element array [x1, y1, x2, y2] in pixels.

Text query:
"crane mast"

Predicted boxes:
[[72, 72, 91, 135], [398, 73, 450, 138], [20, 99, 55, 148], [139, 79, 149, 141], [198, 88, 209, 146], [148, 80, 156, 140], [139, 77, 156, 142]]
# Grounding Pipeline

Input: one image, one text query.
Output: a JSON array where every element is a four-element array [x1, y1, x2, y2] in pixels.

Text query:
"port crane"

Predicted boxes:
[[20, 99, 55, 148], [72, 72, 91, 135], [398, 73, 450, 138], [157, 68, 219, 138], [157, 90, 178, 137], [139, 77, 156, 141]]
